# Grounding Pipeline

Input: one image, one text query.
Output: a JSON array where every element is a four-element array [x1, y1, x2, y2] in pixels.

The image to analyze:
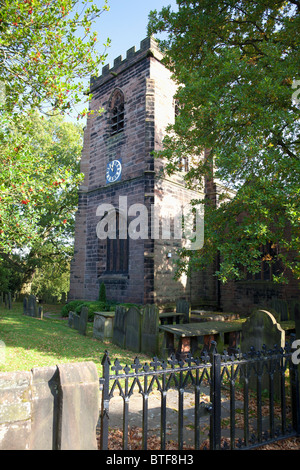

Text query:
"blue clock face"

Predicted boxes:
[[106, 159, 122, 184]]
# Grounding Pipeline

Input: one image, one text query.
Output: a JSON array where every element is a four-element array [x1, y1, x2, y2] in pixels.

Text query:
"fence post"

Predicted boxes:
[[100, 351, 111, 450], [290, 344, 300, 435], [210, 351, 222, 450]]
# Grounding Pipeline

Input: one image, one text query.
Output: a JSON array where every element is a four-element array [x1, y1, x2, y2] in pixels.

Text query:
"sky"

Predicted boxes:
[[93, 0, 178, 71], [70, 0, 178, 119]]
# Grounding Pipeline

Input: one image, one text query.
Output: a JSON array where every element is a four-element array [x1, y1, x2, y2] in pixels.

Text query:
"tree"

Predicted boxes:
[[0, 0, 111, 293], [148, 0, 300, 283], [0, 112, 84, 293], [0, 0, 110, 116]]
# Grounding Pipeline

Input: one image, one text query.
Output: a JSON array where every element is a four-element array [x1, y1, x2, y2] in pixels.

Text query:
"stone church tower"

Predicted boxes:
[[68, 37, 216, 306]]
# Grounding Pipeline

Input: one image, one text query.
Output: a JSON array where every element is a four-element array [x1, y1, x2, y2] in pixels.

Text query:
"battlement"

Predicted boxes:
[[90, 36, 164, 92]]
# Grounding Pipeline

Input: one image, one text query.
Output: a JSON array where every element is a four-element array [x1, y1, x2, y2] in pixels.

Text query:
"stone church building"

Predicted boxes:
[[69, 37, 299, 315]]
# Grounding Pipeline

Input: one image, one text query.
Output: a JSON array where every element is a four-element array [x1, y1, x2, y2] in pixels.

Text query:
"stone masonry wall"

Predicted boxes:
[[0, 362, 100, 450]]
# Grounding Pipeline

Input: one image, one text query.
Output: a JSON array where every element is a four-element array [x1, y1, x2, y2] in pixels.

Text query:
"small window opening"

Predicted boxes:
[[110, 89, 125, 135]]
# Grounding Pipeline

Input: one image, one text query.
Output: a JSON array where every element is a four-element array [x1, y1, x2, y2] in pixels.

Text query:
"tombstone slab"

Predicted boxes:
[[141, 304, 159, 355], [241, 309, 285, 353], [176, 299, 191, 324], [78, 306, 88, 336], [93, 312, 115, 341], [112, 306, 127, 348], [125, 306, 142, 353], [241, 309, 285, 397]]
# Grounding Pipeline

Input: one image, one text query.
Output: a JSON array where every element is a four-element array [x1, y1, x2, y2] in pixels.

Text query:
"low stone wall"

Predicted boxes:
[[0, 362, 100, 450]]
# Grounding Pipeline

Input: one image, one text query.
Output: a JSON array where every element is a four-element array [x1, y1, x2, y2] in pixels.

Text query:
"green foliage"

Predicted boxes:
[[31, 261, 70, 302], [0, 0, 110, 117], [0, 113, 84, 291], [61, 300, 115, 320], [98, 282, 106, 302], [60, 300, 86, 317], [148, 1, 300, 283], [0, 0, 111, 292]]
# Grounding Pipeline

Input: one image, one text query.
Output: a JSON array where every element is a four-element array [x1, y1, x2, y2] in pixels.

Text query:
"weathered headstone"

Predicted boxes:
[[271, 298, 289, 321], [241, 309, 285, 396], [73, 312, 80, 330], [176, 299, 190, 324], [141, 304, 159, 355], [241, 309, 285, 353], [125, 306, 142, 353], [23, 297, 28, 315], [78, 306, 88, 336], [28, 295, 37, 317], [68, 311, 75, 328], [112, 305, 127, 348], [93, 312, 115, 341]]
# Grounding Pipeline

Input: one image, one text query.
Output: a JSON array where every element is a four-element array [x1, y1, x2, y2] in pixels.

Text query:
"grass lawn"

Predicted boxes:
[[0, 302, 152, 375]]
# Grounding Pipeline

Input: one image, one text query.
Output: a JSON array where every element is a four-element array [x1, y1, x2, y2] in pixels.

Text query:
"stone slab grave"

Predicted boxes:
[[241, 309, 285, 397], [112, 305, 143, 353], [112, 305, 127, 349], [190, 310, 240, 323], [93, 312, 115, 341], [141, 304, 159, 355], [68, 306, 89, 336], [23, 295, 43, 319], [124, 306, 142, 353]]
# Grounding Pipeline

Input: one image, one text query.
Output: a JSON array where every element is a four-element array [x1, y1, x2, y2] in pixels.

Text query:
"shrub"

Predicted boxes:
[[98, 282, 106, 302], [74, 301, 107, 320], [61, 300, 85, 317]]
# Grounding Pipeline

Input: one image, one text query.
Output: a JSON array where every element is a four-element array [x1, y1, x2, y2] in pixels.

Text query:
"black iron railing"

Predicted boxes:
[[98, 340, 300, 450]]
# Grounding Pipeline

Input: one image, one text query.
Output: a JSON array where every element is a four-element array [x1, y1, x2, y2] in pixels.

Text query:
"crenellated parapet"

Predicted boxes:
[[90, 36, 163, 92]]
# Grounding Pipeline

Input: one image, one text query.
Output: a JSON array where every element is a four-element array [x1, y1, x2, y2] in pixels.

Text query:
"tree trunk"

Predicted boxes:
[[19, 270, 35, 296]]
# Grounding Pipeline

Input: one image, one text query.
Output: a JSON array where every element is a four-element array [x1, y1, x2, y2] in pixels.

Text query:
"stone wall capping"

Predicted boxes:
[[90, 36, 163, 92]]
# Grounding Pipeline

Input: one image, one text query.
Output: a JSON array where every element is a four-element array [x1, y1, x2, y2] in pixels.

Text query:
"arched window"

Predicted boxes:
[[109, 89, 125, 135], [106, 212, 129, 274]]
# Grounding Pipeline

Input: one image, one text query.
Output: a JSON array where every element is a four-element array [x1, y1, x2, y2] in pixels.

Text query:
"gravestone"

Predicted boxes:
[[68, 311, 75, 328], [73, 312, 80, 330], [28, 295, 37, 317], [78, 306, 88, 336], [271, 298, 289, 321], [93, 312, 115, 341], [112, 305, 127, 348], [241, 309, 285, 397], [176, 299, 190, 324], [125, 306, 142, 353], [241, 310, 285, 353], [23, 297, 28, 315], [141, 304, 159, 355], [68, 308, 88, 335]]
